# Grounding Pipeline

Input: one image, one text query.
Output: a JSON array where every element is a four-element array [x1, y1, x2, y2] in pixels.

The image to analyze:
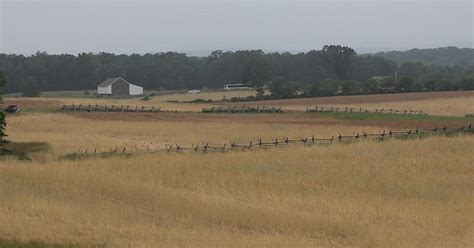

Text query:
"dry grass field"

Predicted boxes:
[[6, 113, 382, 157], [235, 91, 474, 116], [4, 90, 474, 116], [1, 91, 474, 247], [3, 89, 256, 113]]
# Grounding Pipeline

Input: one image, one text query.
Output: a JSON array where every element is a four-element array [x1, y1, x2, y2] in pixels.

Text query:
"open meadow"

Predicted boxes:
[[1, 90, 474, 247]]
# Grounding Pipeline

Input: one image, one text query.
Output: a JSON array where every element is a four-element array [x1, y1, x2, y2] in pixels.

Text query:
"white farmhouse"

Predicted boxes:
[[97, 77, 143, 96]]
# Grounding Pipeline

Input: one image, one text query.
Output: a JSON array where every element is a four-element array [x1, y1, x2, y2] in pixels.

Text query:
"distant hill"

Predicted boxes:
[[372, 47, 474, 67]]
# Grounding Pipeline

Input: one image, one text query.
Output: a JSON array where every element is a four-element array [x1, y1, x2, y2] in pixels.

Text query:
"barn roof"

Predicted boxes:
[[98, 77, 129, 87]]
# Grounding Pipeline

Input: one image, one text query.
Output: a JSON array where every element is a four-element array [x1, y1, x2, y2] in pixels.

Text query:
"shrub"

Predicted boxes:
[[0, 109, 7, 143], [190, 98, 213, 103]]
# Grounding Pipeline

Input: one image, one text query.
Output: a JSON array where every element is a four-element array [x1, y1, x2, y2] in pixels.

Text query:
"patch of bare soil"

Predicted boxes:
[[222, 91, 474, 107]]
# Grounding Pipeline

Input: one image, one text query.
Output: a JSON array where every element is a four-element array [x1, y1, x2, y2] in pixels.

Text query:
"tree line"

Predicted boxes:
[[0, 45, 473, 98], [0, 71, 7, 142], [373, 47, 474, 67]]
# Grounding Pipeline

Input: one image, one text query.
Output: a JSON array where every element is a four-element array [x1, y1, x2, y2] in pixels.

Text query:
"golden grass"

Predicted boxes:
[[155, 90, 256, 102], [276, 96, 474, 116], [309, 96, 474, 117], [6, 113, 380, 158], [1, 136, 473, 247], [229, 91, 474, 116], [5, 90, 473, 115], [3, 90, 256, 112], [1, 92, 473, 247]]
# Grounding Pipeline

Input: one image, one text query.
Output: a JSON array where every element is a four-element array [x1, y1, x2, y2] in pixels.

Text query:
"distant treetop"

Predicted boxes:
[[372, 47, 474, 67]]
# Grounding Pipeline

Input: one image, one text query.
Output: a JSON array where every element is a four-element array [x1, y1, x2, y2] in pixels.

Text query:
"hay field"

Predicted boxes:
[[5, 112, 382, 158], [4, 90, 473, 115], [1, 137, 473, 247], [3, 89, 256, 112], [1, 91, 474, 247], [235, 91, 474, 116], [155, 89, 256, 102]]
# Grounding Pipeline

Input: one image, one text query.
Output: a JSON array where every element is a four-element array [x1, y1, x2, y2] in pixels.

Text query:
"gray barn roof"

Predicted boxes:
[[98, 77, 129, 87]]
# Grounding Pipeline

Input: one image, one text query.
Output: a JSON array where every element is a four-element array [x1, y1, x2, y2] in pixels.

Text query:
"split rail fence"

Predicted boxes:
[[60, 104, 162, 113], [306, 106, 427, 115], [72, 123, 472, 158], [202, 106, 283, 113]]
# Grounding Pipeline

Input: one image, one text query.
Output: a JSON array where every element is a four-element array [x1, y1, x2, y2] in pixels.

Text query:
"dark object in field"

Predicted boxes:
[[4, 105, 22, 113]]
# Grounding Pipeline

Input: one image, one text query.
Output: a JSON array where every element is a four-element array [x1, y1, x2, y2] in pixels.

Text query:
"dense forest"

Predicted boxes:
[[0, 45, 473, 98], [373, 47, 474, 67]]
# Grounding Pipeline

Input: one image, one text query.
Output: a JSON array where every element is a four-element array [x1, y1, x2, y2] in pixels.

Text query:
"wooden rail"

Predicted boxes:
[[70, 123, 472, 158], [60, 104, 162, 113], [202, 106, 283, 113], [306, 106, 426, 115]]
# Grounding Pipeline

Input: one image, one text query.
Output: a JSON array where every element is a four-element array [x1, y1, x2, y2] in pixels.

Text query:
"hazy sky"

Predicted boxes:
[[1, 0, 473, 55]]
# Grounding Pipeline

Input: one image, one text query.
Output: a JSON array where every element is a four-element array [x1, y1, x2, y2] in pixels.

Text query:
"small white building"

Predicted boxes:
[[188, 89, 201, 94], [97, 77, 143, 96]]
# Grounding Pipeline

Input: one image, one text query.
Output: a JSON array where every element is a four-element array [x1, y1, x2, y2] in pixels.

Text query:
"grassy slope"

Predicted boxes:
[[1, 136, 473, 247]]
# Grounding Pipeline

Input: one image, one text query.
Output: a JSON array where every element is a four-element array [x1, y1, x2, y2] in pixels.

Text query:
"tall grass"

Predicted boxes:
[[5, 113, 382, 158], [1, 136, 473, 247]]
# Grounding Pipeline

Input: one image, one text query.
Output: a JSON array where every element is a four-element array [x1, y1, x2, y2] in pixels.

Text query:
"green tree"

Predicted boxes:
[[269, 78, 301, 98], [361, 79, 381, 94], [339, 80, 361, 95], [0, 48, 472, 95], [380, 78, 397, 93], [423, 80, 439, 91], [241, 58, 270, 88], [321, 45, 356, 80], [398, 62, 427, 78], [0, 109, 6, 143], [437, 80, 457, 91], [309, 80, 339, 97], [0, 71, 6, 95], [397, 76, 415, 92], [255, 87, 265, 100], [457, 77, 474, 90], [21, 77, 41, 97], [0, 71, 7, 143]]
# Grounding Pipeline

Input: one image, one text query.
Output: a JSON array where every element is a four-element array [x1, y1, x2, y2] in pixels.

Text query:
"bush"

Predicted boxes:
[[140, 95, 151, 101], [0, 109, 7, 143], [189, 98, 213, 103]]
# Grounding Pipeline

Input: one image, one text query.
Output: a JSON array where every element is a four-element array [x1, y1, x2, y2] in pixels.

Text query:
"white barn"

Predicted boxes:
[[97, 77, 143, 96]]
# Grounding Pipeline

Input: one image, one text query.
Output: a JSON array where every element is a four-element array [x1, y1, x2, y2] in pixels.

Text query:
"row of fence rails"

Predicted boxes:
[[306, 106, 426, 115], [73, 123, 472, 157], [60, 103, 162, 113], [163, 123, 472, 153], [202, 106, 283, 113]]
